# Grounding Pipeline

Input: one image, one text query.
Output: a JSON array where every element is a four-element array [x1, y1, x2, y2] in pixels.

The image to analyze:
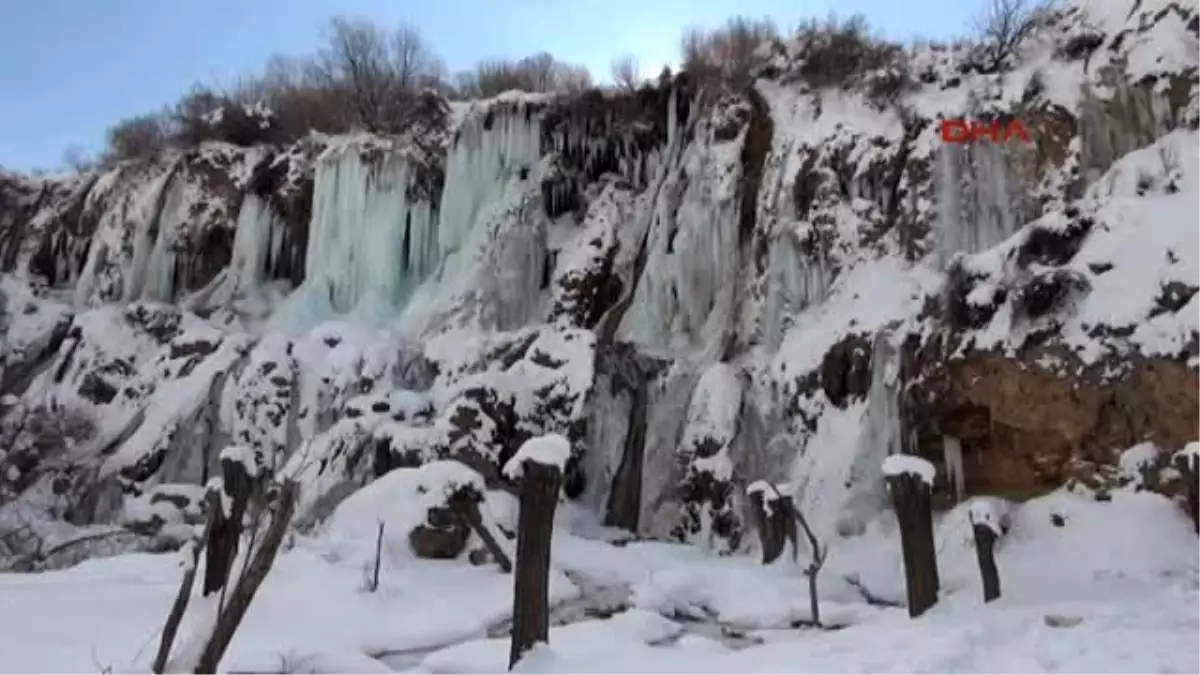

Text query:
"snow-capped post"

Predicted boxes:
[[1173, 444, 1199, 533], [967, 499, 1005, 603], [746, 480, 798, 565], [202, 446, 263, 596], [882, 454, 940, 618], [502, 434, 570, 671]]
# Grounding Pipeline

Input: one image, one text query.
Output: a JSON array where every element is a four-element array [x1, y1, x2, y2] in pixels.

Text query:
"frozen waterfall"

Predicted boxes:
[[762, 231, 830, 350], [186, 193, 284, 310], [934, 142, 1024, 268], [280, 142, 439, 325], [439, 101, 544, 258]]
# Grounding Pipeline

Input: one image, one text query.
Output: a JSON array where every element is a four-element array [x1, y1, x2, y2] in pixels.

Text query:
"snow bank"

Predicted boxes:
[[325, 460, 485, 563]]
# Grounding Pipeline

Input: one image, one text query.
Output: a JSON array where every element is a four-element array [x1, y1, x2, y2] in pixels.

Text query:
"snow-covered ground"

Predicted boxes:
[[0, 483, 1194, 674]]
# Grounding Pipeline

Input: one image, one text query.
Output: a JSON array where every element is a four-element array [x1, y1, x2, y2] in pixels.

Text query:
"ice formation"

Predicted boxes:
[[943, 435, 965, 503], [618, 113, 741, 359], [934, 142, 1022, 268], [296, 142, 439, 320], [832, 329, 905, 535], [439, 100, 544, 259], [762, 231, 830, 349]]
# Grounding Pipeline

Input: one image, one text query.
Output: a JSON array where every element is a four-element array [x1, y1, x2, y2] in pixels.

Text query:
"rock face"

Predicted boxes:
[[0, 0, 1196, 558]]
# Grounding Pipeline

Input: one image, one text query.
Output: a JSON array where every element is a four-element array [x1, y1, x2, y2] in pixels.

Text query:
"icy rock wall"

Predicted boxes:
[[299, 143, 440, 317]]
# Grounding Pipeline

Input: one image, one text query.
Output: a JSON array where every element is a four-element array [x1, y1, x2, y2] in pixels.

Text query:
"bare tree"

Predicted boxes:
[[973, 0, 1052, 72], [519, 52, 558, 92], [317, 17, 396, 132], [390, 23, 434, 91], [611, 55, 641, 92]]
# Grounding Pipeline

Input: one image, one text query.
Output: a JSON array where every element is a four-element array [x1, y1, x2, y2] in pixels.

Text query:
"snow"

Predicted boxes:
[[504, 433, 572, 479], [1, 2, 1197, 671], [0, 486, 1195, 673], [881, 454, 937, 485]]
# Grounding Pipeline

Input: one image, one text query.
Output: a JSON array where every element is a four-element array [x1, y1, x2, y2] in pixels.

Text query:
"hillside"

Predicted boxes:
[[0, 0, 1197, 671]]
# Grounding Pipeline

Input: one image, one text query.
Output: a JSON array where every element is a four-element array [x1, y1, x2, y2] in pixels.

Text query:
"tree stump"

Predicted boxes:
[[886, 470, 939, 618], [508, 460, 561, 670], [747, 487, 797, 565], [972, 522, 1001, 602], [1173, 451, 1199, 534]]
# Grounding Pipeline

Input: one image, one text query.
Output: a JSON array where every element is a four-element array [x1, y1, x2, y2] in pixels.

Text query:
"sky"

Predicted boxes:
[[0, 0, 976, 172]]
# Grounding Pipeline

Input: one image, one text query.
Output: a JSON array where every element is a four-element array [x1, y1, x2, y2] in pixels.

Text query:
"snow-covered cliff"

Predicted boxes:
[[0, 0, 1195, 564]]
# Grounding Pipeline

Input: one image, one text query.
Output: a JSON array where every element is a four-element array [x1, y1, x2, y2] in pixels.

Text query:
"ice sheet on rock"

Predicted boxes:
[[99, 329, 253, 484]]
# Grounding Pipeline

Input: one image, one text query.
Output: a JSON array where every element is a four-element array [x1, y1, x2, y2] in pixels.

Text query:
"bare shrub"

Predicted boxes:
[[972, 0, 1054, 73], [168, 86, 280, 148], [104, 114, 169, 162], [680, 16, 780, 84], [793, 13, 906, 92], [0, 400, 97, 504]]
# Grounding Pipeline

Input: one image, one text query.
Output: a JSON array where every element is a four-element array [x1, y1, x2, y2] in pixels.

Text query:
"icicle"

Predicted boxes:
[[943, 435, 965, 503]]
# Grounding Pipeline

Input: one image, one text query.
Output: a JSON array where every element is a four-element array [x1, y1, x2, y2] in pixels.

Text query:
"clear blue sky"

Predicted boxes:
[[0, 0, 975, 171]]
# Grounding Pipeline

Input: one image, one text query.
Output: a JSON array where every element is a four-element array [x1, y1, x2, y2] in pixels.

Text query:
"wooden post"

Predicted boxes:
[[1173, 451, 1199, 534], [194, 480, 299, 674], [886, 470, 940, 618], [508, 460, 561, 671], [202, 457, 255, 596], [747, 487, 797, 565], [971, 521, 1001, 602]]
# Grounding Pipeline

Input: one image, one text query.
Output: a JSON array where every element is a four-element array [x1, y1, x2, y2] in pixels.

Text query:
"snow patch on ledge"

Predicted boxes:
[[503, 433, 571, 479], [881, 454, 936, 484]]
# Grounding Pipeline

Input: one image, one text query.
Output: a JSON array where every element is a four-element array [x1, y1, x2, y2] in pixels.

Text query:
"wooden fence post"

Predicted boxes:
[[883, 455, 940, 618]]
